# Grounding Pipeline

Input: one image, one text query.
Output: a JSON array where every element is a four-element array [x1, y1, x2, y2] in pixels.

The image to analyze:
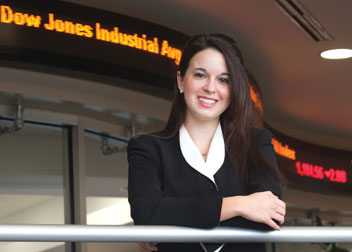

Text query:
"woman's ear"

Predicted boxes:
[[177, 71, 184, 92]]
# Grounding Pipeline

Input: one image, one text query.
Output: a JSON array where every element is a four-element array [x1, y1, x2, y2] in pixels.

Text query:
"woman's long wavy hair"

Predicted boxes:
[[164, 34, 282, 185]]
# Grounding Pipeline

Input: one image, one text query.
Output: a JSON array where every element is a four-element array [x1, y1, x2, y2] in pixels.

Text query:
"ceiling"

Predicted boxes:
[[62, 0, 352, 151]]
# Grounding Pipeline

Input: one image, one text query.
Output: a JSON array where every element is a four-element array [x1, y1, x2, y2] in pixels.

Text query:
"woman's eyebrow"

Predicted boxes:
[[193, 68, 230, 76], [193, 67, 206, 72]]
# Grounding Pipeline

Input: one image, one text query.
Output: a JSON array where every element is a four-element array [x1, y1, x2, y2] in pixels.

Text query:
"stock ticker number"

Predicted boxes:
[[295, 161, 347, 183]]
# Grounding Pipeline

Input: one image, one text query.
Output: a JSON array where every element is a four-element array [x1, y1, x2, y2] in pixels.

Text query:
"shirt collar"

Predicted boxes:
[[179, 122, 225, 184]]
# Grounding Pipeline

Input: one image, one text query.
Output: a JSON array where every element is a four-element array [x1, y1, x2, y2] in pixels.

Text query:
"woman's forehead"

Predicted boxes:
[[188, 48, 229, 74]]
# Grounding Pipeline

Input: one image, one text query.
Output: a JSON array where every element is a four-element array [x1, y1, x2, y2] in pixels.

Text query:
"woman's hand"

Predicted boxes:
[[221, 191, 286, 230], [137, 242, 158, 252], [238, 191, 286, 230]]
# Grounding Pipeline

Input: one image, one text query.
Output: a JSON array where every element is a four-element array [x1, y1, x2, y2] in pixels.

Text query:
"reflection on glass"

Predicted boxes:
[[0, 120, 65, 252], [85, 130, 137, 251], [85, 131, 131, 223]]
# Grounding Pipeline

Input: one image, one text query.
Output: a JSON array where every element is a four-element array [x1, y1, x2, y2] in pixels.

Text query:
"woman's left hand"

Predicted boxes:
[[221, 191, 286, 230], [237, 191, 286, 230]]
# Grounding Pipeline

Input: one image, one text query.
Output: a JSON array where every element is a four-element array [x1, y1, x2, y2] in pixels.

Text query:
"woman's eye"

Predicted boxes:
[[218, 77, 230, 84], [194, 72, 206, 78]]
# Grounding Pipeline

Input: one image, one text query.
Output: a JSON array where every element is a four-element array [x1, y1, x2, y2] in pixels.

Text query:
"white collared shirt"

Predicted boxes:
[[179, 123, 226, 252], [179, 122, 225, 185]]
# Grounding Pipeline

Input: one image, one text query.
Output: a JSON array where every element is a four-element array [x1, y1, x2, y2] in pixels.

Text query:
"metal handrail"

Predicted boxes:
[[0, 225, 351, 243]]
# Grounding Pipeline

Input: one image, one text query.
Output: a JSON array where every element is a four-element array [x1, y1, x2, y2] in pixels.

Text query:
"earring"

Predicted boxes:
[[179, 89, 184, 94]]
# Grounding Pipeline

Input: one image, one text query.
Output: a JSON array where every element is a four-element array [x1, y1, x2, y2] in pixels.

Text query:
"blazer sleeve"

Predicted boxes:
[[127, 136, 223, 228], [247, 129, 283, 199]]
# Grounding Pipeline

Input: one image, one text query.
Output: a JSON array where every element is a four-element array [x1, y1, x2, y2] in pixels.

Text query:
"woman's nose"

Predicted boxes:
[[204, 79, 216, 93]]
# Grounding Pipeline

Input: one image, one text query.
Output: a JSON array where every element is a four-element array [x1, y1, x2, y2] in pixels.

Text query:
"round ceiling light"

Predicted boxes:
[[320, 49, 352, 59]]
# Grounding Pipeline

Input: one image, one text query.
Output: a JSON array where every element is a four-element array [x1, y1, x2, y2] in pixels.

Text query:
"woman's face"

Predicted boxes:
[[177, 48, 231, 123]]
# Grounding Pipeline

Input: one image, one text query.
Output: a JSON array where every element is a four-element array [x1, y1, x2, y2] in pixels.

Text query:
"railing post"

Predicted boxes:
[[64, 119, 87, 252]]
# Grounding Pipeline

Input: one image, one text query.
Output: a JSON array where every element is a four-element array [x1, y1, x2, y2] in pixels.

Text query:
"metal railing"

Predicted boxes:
[[0, 225, 351, 243]]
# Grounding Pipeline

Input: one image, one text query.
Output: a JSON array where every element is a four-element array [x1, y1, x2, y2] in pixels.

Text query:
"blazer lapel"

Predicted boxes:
[[179, 123, 225, 185]]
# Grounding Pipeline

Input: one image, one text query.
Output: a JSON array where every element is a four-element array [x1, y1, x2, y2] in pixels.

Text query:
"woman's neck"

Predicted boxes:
[[183, 116, 219, 157]]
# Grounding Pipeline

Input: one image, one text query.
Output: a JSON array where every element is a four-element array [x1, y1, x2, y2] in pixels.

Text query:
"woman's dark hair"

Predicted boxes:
[[164, 34, 283, 186]]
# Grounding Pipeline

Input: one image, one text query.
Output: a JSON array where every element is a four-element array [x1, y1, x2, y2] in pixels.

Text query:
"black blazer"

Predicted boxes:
[[128, 128, 282, 252]]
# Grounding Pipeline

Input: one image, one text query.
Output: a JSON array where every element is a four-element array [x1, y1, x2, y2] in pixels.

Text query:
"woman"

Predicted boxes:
[[128, 34, 286, 252]]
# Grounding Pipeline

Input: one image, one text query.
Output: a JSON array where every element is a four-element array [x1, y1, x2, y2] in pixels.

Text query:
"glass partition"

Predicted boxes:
[[0, 119, 65, 251], [84, 130, 137, 251]]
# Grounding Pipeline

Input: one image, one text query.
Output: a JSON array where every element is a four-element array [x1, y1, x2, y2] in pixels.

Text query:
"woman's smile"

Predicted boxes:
[[197, 96, 218, 107]]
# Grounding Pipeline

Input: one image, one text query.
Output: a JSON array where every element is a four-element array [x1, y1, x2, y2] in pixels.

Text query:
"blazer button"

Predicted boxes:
[[205, 183, 213, 190]]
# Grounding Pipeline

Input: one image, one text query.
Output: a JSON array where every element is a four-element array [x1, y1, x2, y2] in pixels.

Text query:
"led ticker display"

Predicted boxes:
[[249, 78, 351, 194], [94, 23, 181, 64], [272, 137, 347, 184], [0, 0, 189, 90], [1, 5, 42, 28], [295, 161, 347, 183], [0, 5, 182, 64], [268, 127, 352, 194], [272, 138, 296, 160], [250, 85, 263, 115]]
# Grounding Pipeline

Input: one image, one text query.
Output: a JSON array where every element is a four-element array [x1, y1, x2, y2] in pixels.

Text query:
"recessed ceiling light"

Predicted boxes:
[[320, 49, 352, 59]]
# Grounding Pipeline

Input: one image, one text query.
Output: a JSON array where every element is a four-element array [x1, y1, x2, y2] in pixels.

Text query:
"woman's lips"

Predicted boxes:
[[197, 96, 218, 107]]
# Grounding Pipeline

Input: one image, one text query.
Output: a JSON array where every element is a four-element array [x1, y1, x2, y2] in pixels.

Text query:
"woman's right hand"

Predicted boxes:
[[221, 191, 286, 230], [137, 242, 158, 252]]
